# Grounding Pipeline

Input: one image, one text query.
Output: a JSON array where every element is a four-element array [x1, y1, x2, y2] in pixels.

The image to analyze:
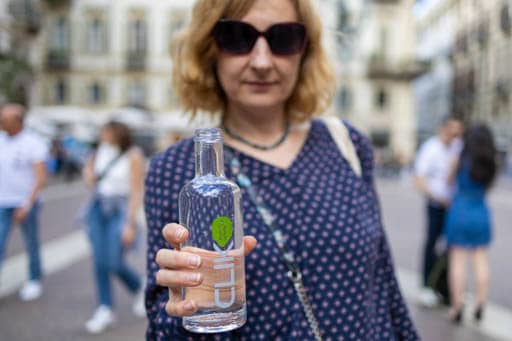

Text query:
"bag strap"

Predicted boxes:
[[94, 151, 124, 183], [319, 116, 362, 177], [224, 148, 323, 341]]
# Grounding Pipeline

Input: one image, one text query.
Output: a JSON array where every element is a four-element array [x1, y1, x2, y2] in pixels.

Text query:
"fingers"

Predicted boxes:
[[156, 268, 203, 288], [158, 224, 256, 317], [162, 223, 189, 248], [156, 249, 202, 270], [165, 289, 198, 316], [243, 236, 257, 256]]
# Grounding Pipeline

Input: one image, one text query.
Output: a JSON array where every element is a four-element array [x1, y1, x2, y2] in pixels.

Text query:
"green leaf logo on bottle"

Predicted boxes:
[[211, 216, 236, 309], [211, 216, 233, 248]]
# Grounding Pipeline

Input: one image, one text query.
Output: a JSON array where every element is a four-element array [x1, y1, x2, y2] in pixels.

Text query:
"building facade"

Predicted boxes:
[[415, 0, 512, 158], [30, 0, 188, 112], [337, 0, 425, 164], [413, 0, 457, 141], [16, 0, 421, 160], [451, 0, 512, 153]]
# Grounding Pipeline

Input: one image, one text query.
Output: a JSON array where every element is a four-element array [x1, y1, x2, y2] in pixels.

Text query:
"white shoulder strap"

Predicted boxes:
[[320, 116, 362, 177]]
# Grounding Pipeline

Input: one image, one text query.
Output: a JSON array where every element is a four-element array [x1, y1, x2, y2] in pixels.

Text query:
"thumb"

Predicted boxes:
[[243, 236, 257, 256]]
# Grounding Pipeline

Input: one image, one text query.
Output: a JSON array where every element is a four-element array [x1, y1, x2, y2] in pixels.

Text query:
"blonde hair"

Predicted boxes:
[[171, 0, 336, 123]]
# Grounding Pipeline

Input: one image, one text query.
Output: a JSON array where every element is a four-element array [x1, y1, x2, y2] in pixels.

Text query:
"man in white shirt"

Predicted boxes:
[[0, 104, 48, 301], [414, 116, 463, 307]]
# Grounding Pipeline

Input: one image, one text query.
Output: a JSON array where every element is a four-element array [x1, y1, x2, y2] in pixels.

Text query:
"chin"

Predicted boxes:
[[239, 95, 287, 110]]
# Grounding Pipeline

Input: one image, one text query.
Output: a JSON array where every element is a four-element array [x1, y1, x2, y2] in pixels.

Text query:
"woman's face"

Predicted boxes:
[[216, 0, 303, 115], [100, 128, 115, 145]]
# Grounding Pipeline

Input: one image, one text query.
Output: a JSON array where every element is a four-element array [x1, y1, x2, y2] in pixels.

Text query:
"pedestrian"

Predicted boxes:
[[144, 0, 419, 339], [444, 123, 497, 324], [47, 137, 64, 175], [413, 116, 464, 307], [82, 121, 145, 334], [0, 103, 48, 301], [61, 133, 85, 181]]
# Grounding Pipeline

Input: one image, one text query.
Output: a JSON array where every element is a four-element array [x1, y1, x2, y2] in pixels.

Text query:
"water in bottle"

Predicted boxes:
[[179, 128, 246, 333]]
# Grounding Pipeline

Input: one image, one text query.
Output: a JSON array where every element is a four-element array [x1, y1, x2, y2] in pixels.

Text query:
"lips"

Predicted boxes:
[[243, 81, 278, 86]]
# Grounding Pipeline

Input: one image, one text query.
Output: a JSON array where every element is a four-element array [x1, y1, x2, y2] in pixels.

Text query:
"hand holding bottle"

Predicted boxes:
[[155, 222, 257, 317]]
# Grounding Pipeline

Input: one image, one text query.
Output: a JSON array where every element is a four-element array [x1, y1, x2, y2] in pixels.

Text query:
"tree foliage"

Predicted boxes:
[[0, 54, 32, 104]]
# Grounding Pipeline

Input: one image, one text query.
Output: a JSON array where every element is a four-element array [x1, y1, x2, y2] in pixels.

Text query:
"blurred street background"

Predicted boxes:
[[1, 178, 511, 340], [1, 0, 511, 340]]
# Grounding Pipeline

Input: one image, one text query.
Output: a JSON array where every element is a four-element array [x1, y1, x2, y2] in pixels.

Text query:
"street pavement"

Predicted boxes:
[[0, 177, 511, 340]]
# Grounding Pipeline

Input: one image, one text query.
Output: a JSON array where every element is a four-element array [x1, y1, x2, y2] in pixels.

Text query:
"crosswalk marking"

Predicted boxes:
[[0, 230, 90, 298]]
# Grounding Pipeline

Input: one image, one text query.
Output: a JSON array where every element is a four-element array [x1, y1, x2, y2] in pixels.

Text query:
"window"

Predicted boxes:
[[128, 81, 146, 106], [54, 79, 67, 104], [169, 82, 178, 107], [501, 3, 511, 35], [86, 17, 107, 54], [379, 26, 388, 58], [168, 11, 186, 53], [337, 2, 349, 32], [50, 17, 69, 50], [375, 88, 388, 110], [170, 13, 185, 38], [89, 82, 105, 104], [0, 30, 9, 54], [128, 18, 147, 52], [337, 87, 352, 111]]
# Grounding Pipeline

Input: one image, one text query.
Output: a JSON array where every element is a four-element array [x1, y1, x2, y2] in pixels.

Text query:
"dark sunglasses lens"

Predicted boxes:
[[214, 21, 258, 54], [267, 23, 306, 55]]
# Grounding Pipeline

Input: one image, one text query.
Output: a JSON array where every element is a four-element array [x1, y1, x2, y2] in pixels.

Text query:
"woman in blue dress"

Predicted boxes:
[[444, 124, 497, 324]]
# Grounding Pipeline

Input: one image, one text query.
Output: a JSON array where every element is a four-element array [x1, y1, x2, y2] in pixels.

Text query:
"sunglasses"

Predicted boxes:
[[212, 19, 308, 55]]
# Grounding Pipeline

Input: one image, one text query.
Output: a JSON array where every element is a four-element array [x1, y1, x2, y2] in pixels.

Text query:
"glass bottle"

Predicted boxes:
[[179, 128, 246, 333]]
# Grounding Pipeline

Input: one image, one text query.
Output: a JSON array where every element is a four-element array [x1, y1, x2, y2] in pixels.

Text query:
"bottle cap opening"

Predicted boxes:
[[194, 128, 223, 143]]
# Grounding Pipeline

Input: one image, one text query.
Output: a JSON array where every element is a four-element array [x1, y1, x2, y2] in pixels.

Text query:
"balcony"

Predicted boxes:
[[46, 49, 70, 71], [43, 0, 71, 9], [367, 53, 430, 81], [8, 0, 42, 34], [126, 51, 147, 71], [373, 0, 401, 4]]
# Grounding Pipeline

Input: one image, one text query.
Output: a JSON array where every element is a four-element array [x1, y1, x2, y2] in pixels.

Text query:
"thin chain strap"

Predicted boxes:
[[225, 147, 323, 341], [288, 271, 323, 341]]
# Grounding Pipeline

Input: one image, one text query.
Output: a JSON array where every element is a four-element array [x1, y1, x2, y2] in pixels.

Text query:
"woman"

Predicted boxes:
[[145, 0, 419, 339], [82, 121, 145, 334], [444, 124, 497, 324]]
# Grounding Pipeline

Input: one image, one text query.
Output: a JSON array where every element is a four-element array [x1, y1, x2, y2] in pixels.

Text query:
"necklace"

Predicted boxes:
[[222, 123, 290, 151]]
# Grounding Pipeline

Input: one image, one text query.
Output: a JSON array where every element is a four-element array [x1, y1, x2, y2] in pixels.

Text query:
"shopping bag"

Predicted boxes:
[[427, 250, 450, 306]]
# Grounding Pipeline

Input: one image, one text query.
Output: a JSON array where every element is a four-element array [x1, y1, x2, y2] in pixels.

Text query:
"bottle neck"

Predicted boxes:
[[195, 139, 224, 177]]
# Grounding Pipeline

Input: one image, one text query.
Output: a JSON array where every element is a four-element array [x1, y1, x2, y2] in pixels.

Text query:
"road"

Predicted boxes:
[[0, 177, 510, 340]]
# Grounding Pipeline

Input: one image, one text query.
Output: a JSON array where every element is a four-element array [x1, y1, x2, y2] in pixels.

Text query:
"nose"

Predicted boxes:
[[249, 37, 272, 71]]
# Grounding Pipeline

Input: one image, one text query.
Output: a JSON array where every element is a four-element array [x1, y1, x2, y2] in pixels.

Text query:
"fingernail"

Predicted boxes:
[[175, 227, 186, 240], [184, 301, 195, 311], [187, 273, 201, 283], [189, 255, 201, 267]]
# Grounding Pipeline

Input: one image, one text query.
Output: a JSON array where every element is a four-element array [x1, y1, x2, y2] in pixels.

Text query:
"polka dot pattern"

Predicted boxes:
[[144, 120, 419, 340]]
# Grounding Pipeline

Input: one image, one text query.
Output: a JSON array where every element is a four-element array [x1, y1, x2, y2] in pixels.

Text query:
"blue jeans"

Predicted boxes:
[[0, 203, 43, 281], [86, 195, 141, 307]]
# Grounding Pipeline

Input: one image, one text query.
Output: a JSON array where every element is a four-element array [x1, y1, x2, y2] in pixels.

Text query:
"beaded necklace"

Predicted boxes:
[[222, 123, 290, 151]]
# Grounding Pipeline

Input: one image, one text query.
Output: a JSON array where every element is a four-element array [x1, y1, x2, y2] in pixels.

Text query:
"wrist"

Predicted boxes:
[[125, 220, 137, 229], [21, 202, 33, 211]]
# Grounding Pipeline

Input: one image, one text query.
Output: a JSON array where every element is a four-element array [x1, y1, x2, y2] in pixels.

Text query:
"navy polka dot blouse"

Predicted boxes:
[[144, 119, 419, 340]]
